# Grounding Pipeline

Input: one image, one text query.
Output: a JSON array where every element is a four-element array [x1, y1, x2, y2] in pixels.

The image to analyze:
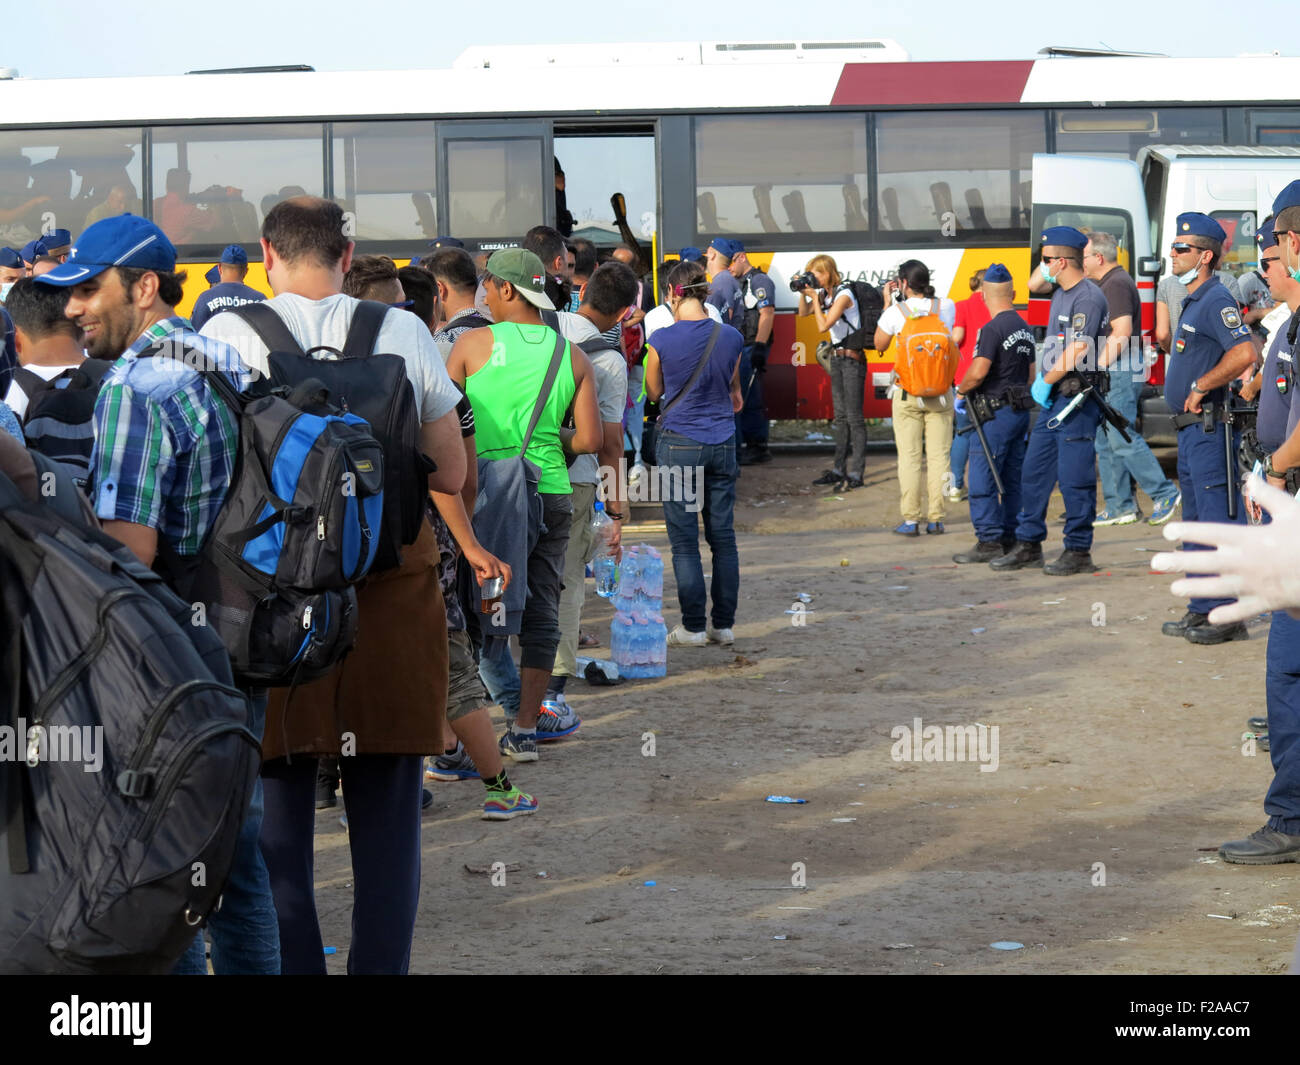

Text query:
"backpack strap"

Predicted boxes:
[[231, 303, 306, 359], [11, 365, 70, 411], [341, 300, 390, 360], [661, 323, 723, 416], [519, 329, 567, 458]]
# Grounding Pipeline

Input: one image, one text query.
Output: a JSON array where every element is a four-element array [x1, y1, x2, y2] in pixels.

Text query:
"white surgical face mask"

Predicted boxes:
[[1039, 261, 1058, 285], [0, 282, 12, 302], [1175, 265, 1200, 285]]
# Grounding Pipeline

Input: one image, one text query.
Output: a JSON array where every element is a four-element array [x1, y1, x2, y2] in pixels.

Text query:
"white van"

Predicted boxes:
[[1031, 145, 1300, 443]]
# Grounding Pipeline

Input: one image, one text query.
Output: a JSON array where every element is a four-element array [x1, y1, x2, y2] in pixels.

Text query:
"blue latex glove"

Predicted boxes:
[[1031, 372, 1052, 410], [953, 394, 966, 414]]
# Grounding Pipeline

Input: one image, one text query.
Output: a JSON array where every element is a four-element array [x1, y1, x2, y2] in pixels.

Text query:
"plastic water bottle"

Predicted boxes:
[[644, 613, 667, 677], [591, 502, 618, 598], [642, 546, 664, 599]]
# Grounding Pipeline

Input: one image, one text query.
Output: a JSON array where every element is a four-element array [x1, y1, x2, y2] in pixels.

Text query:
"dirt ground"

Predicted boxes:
[[313, 445, 1297, 975]]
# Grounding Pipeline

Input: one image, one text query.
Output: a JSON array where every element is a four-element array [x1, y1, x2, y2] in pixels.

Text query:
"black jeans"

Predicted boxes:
[[260, 753, 423, 974], [828, 355, 867, 479]]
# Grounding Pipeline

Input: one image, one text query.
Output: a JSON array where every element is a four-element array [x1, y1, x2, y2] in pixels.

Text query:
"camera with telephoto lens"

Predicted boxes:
[[788, 271, 818, 293]]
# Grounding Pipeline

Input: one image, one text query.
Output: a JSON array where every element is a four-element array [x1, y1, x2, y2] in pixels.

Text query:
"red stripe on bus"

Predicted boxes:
[[1137, 281, 1154, 289], [831, 60, 1034, 107]]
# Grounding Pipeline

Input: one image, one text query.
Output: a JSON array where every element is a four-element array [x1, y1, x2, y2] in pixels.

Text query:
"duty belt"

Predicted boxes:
[[1172, 405, 1230, 431], [832, 347, 865, 361]]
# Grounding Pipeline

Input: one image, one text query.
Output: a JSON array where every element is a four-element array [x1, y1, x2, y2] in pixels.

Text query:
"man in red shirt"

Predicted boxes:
[[948, 268, 991, 500]]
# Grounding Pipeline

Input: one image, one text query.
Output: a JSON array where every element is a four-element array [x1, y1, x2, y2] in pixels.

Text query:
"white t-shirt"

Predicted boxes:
[[643, 302, 721, 345], [200, 292, 461, 424], [876, 296, 957, 338], [3, 361, 86, 420], [556, 311, 629, 487], [819, 284, 863, 346]]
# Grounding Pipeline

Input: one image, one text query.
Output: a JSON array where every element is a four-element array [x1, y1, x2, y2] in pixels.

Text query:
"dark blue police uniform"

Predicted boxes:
[[735, 250, 775, 453], [1164, 272, 1250, 614], [966, 304, 1036, 544], [1013, 277, 1109, 551], [191, 281, 266, 331]]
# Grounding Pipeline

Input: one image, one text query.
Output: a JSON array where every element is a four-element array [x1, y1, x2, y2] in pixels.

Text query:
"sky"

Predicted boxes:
[[5, 0, 1300, 79]]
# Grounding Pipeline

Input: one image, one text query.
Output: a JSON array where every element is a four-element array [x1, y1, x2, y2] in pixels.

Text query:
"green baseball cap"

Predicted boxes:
[[484, 247, 553, 311]]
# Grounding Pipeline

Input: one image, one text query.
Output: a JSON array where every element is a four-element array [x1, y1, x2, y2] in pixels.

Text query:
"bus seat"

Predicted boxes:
[[964, 188, 990, 231], [782, 190, 811, 233], [411, 192, 438, 238], [881, 187, 903, 231], [930, 182, 956, 229], [697, 191, 722, 232], [842, 183, 868, 231], [752, 184, 781, 232]]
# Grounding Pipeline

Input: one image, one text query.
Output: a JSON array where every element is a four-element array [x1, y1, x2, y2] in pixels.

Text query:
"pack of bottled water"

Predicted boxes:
[[610, 544, 666, 678]]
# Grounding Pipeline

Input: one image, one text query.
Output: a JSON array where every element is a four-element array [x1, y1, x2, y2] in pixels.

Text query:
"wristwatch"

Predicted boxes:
[[1190, 380, 1208, 395], [1266, 457, 1286, 479]]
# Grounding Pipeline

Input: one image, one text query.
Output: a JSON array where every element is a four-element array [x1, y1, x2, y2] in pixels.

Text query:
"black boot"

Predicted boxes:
[[953, 541, 1005, 564], [1161, 610, 1208, 637], [1043, 548, 1095, 576], [1185, 620, 1249, 645], [989, 541, 1043, 571]]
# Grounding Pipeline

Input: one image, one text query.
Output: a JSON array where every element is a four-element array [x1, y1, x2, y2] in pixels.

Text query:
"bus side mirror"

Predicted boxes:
[[1138, 256, 1163, 277]]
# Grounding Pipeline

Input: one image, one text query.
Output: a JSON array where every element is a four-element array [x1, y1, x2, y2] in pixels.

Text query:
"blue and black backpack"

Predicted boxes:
[[146, 341, 385, 688]]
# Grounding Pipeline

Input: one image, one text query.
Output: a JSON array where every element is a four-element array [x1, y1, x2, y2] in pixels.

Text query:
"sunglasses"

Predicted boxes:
[[1170, 243, 1202, 254], [1262, 256, 1282, 269]]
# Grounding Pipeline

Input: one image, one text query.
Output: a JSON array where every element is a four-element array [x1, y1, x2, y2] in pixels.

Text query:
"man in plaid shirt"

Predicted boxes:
[[36, 214, 277, 975]]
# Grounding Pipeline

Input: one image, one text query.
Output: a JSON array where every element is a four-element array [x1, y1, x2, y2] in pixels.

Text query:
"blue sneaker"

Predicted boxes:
[[427, 742, 480, 781], [1148, 492, 1181, 526], [537, 693, 581, 742], [893, 521, 920, 537], [926, 522, 944, 535]]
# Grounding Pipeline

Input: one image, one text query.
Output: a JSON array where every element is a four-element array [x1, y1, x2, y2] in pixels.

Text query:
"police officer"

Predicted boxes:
[[189, 244, 266, 331], [952, 264, 1036, 563], [991, 226, 1110, 576], [729, 239, 776, 464], [39, 228, 72, 262], [1159, 212, 1256, 644]]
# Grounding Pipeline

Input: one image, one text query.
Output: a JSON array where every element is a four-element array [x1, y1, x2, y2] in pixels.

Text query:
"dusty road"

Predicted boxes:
[[312, 448, 1296, 974]]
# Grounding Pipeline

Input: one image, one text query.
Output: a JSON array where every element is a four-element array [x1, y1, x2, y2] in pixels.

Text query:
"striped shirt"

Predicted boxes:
[[91, 316, 254, 556]]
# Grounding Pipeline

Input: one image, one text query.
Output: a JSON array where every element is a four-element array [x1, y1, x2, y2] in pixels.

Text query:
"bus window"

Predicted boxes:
[[552, 132, 655, 248], [875, 110, 1043, 240], [1211, 210, 1256, 278], [1250, 109, 1300, 147], [444, 137, 545, 240], [332, 121, 438, 243], [1055, 107, 1225, 158], [0, 129, 143, 248], [692, 114, 869, 238], [151, 123, 324, 250], [1034, 207, 1134, 274]]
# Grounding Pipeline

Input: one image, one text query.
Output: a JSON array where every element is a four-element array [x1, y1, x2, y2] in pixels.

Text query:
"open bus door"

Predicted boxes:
[[1028, 153, 1169, 441]]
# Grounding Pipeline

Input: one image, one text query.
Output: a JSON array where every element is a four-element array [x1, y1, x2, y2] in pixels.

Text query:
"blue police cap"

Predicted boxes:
[[1272, 180, 1300, 218], [679, 247, 703, 263], [726, 238, 745, 257], [0, 247, 21, 269], [1175, 212, 1226, 243], [41, 228, 71, 249], [19, 239, 46, 263], [204, 265, 221, 285], [35, 214, 177, 287], [708, 237, 733, 260], [428, 235, 465, 250], [983, 262, 1012, 284], [219, 244, 247, 266], [1039, 226, 1088, 250], [1258, 219, 1277, 251]]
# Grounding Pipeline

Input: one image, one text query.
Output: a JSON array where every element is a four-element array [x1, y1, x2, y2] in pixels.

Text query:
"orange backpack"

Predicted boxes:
[[894, 299, 960, 398]]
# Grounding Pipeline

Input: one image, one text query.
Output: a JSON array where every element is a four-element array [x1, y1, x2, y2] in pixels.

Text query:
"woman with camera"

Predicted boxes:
[[645, 260, 744, 647], [795, 254, 866, 491], [874, 259, 958, 536]]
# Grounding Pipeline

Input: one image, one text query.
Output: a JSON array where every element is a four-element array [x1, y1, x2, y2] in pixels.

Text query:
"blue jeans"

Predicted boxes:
[[950, 404, 972, 490], [1014, 391, 1104, 552], [626, 364, 646, 464], [1096, 371, 1178, 515], [658, 428, 739, 632], [1267, 611, 1300, 834], [173, 691, 280, 975]]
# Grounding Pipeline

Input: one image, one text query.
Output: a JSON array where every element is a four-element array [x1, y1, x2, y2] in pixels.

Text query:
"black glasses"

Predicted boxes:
[[1262, 256, 1282, 269], [1170, 243, 1197, 254]]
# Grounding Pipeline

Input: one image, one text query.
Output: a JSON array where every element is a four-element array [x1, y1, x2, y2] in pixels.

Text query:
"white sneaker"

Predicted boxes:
[[628, 462, 647, 487], [944, 486, 967, 502], [706, 625, 735, 645], [1094, 509, 1138, 527], [667, 624, 707, 647]]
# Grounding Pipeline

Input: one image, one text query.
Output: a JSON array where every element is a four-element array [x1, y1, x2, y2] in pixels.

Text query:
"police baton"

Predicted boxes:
[[1085, 389, 1132, 444], [958, 393, 1005, 498]]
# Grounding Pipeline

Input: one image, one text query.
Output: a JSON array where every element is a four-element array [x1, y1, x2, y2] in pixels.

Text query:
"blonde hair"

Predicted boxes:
[[805, 254, 841, 290]]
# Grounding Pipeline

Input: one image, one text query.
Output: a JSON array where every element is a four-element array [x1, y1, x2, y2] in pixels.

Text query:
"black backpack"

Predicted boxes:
[[837, 280, 885, 351], [14, 359, 114, 487], [232, 301, 434, 573], [0, 464, 259, 974]]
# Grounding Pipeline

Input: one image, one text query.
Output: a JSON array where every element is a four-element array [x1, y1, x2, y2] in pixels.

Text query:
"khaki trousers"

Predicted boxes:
[[552, 481, 597, 678], [891, 391, 955, 523]]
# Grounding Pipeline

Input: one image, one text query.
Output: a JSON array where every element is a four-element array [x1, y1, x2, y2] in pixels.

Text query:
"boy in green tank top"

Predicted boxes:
[[446, 248, 602, 761]]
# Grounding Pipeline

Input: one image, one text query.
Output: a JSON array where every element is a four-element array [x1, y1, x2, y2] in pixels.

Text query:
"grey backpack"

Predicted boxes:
[[0, 465, 259, 974]]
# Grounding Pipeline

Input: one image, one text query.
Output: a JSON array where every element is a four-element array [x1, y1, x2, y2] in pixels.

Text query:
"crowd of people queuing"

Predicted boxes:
[[3, 175, 1300, 974]]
